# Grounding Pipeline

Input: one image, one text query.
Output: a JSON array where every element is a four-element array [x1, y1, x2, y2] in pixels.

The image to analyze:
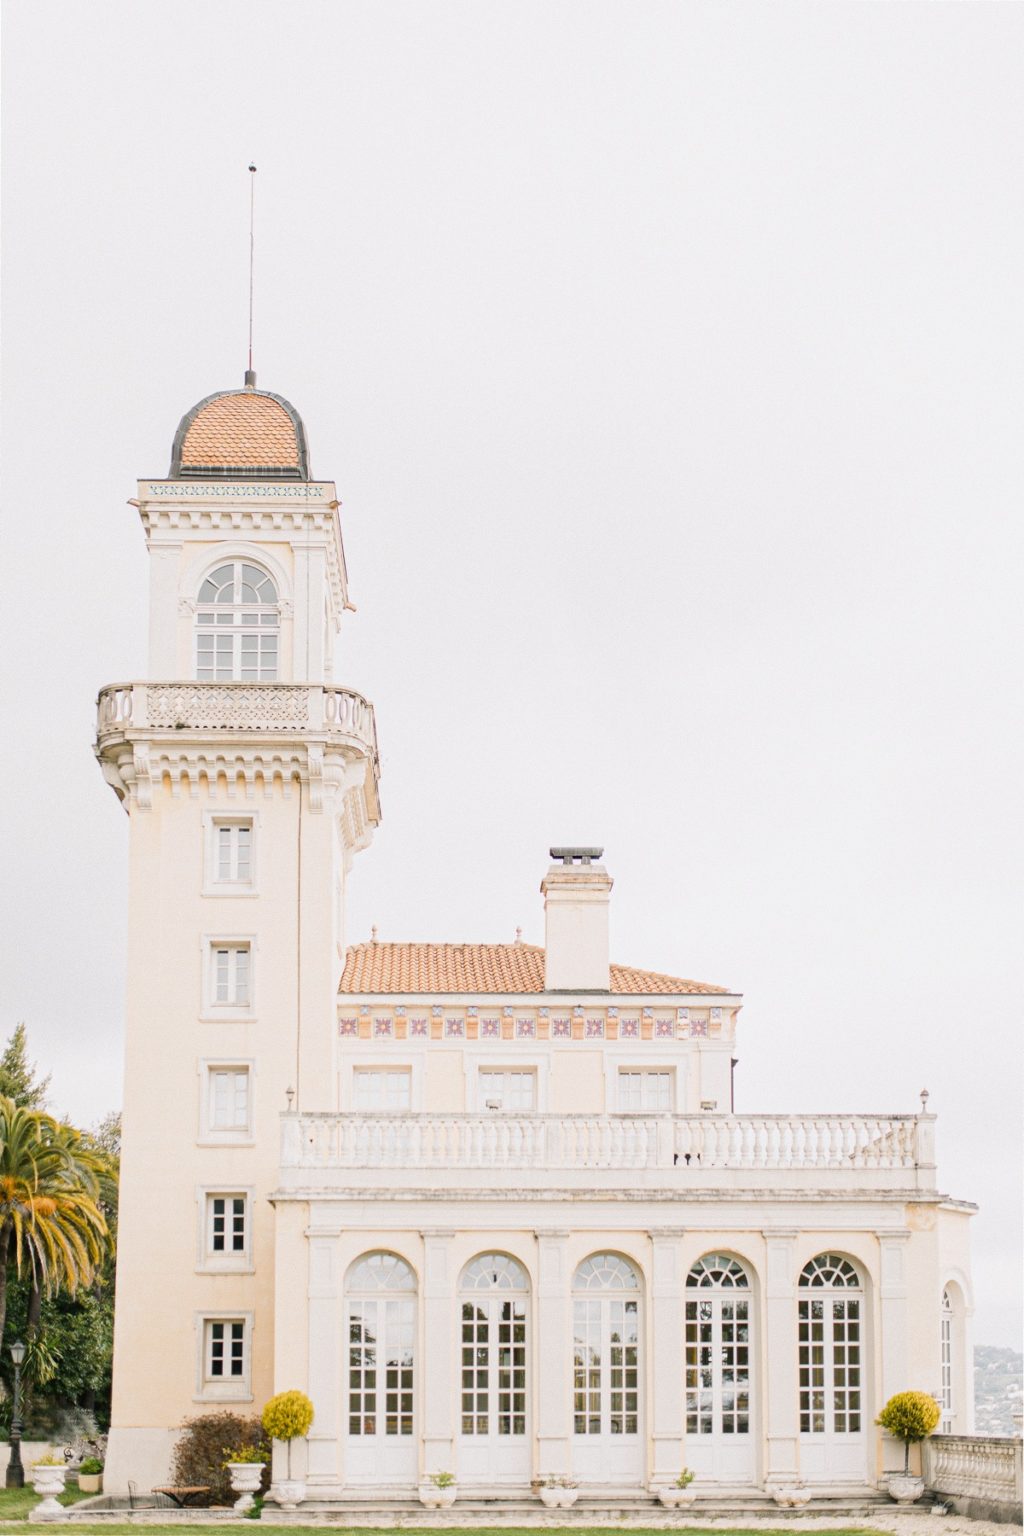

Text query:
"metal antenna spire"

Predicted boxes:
[[245, 163, 257, 386]]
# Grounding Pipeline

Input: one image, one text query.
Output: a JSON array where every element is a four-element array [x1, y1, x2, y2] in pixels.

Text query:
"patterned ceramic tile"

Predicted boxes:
[[620, 1017, 640, 1038], [445, 1017, 465, 1039], [585, 1017, 605, 1038], [409, 1018, 429, 1037], [655, 1019, 675, 1039], [552, 1017, 571, 1038], [516, 1018, 536, 1039], [480, 1017, 500, 1038], [373, 1017, 393, 1038], [338, 1019, 359, 1037]]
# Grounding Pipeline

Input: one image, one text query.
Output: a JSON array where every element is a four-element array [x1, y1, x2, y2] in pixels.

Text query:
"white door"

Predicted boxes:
[[458, 1254, 530, 1486], [572, 1254, 643, 1485], [798, 1254, 866, 1482], [684, 1254, 756, 1484], [345, 1253, 417, 1487]]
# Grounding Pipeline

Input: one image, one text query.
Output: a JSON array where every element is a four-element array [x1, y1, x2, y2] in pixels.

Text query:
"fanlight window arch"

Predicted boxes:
[[346, 1251, 416, 1291], [687, 1253, 751, 1289], [461, 1253, 529, 1291], [798, 1253, 862, 1438], [799, 1253, 862, 1288], [195, 560, 280, 682], [573, 1253, 640, 1291]]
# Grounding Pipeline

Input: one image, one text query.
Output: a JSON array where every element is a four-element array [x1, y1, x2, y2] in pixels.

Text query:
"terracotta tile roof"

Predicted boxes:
[[180, 392, 301, 468], [339, 942, 729, 996]]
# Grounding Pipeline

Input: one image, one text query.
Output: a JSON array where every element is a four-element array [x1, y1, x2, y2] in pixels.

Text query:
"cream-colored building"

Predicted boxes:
[[95, 379, 975, 1505]]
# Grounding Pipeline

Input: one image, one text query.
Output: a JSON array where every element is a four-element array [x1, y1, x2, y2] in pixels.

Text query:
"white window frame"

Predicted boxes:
[[202, 812, 259, 897], [605, 1055, 684, 1113], [463, 1052, 548, 1112], [195, 1311, 254, 1402], [616, 1067, 676, 1113], [199, 1060, 255, 1145], [477, 1067, 538, 1112], [339, 1055, 425, 1112], [352, 1067, 414, 1112], [201, 936, 257, 1020], [196, 1186, 254, 1272]]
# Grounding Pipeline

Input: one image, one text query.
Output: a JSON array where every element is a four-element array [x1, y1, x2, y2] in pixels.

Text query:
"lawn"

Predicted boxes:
[[0, 1530, 884, 1536], [0, 1486, 93, 1520]]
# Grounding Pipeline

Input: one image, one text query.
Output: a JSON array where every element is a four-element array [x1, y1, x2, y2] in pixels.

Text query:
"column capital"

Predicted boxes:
[[534, 1228, 570, 1241], [419, 1229, 456, 1241], [761, 1228, 799, 1242], [648, 1227, 687, 1241]]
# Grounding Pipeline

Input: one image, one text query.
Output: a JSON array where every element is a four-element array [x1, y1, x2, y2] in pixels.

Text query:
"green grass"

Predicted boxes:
[[0, 1484, 93, 1519], [0, 1523, 884, 1536]]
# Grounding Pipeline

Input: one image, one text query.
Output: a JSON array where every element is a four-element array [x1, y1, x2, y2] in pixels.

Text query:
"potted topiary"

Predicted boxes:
[[223, 1443, 269, 1514], [419, 1470, 457, 1509], [29, 1456, 67, 1522], [77, 1458, 104, 1495], [657, 1468, 696, 1508], [876, 1390, 941, 1502], [262, 1390, 314, 1510]]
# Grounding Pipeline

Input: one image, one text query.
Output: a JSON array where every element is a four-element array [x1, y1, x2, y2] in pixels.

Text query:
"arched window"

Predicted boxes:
[[459, 1255, 528, 1441], [573, 1255, 640, 1442], [195, 561, 279, 681], [685, 1254, 752, 1440], [940, 1289, 954, 1432], [346, 1252, 415, 1440], [798, 1254, 862, 1438]]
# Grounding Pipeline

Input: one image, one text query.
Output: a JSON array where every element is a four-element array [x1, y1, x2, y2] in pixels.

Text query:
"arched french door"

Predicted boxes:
[[684, 1253, 756, 1484], [572, 1253, 643, 1485], [940, 1288, 954, 1432], [344, 1252, 417, 1487], [458, 1253, 530, 1487], [798, 1253, 865, 1481]]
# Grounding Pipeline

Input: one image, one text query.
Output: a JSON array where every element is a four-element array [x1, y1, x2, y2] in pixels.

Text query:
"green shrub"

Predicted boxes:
[[78, 1458, 104, 1475], [876, 1391, 941, 1473], [223, 1443, 268, 1466], [172, 1412, 269, 1505], [261, 1391, 313, 1442]]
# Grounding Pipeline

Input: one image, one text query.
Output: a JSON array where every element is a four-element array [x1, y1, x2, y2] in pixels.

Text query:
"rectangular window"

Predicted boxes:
[[618, 1070, 673, 1112], [216, 823, 252, 884], [213, 944, 250, 1006], [209, 1195, 246, 1254], [209, 1068, 250, 1132], [479, 1069, 535, 1111], [353, 1069, 412, 1112], [205, 1318, 245, 1381]]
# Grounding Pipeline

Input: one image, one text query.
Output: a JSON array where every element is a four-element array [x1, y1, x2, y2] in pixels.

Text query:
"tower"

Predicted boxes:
[[95, 380, 380, 1487]]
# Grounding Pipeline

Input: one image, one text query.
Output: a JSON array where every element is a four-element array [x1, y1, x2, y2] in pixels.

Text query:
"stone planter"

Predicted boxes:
[[888, 1473, 925, 1504], [419, 1482, 457, 1508], [227, 1462, 265, 1514], [658, 1486, 697, 1509], [539, 1485, 578, 1509], [77, 1474, 103, 1495], [771, 1485, 812, 1508], [30, 1465, 67, 1523], [270, 1478, 306, 1511]]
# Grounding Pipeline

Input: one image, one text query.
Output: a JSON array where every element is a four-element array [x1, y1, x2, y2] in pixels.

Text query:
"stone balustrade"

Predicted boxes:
[[924, 1434, 1024, 1523], [279, 1110, 936, 1193], [96, 681, 378, 764]]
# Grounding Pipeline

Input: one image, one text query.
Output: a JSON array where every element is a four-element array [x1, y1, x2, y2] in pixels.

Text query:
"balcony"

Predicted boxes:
[[96, 681, 378, 765], [278, 1110, 937, 1195]]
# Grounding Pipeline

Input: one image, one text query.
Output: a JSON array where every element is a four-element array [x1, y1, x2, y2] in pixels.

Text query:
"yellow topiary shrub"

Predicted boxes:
[[876, 1391, 941, 1473], [262, 1390, 314, 1442]]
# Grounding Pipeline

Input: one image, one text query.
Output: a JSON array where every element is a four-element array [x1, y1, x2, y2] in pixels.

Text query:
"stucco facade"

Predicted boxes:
[[95, 380, 975, 1503]]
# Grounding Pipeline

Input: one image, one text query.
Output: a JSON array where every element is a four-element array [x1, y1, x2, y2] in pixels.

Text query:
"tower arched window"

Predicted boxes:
[[196, 561, 279, 681], [940, 1288, 954, 1431]]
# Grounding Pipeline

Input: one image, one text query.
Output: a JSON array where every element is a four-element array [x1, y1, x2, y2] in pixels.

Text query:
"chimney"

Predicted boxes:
[[541, 847, 613, 991]]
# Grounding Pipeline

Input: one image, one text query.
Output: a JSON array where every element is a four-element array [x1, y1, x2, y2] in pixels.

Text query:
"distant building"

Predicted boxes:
[[95, 379, 975, 1501]]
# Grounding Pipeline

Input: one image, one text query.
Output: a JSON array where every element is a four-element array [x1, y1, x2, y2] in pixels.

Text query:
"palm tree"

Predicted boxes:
[[0, 1098, 110, 1348]]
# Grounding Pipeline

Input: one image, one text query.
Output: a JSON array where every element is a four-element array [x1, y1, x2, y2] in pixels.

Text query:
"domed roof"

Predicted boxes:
[[169, 382, 309, 479]]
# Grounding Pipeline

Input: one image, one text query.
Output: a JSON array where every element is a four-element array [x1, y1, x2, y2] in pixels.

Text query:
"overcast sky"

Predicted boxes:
[[2, 2, 1021, 1347]]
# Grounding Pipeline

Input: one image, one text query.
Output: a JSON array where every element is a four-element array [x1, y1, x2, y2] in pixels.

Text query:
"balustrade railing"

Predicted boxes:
[[96, 682, 378, 761], [925, 1435, 1023, 1512], [281, 1110, 929, 1175]]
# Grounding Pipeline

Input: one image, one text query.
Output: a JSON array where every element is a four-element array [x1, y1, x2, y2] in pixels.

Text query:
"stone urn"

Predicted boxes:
[[539, 1483, 578, 1509], [227, 1462, 265, 1514], [270, 1478, 306, 1511], [771, 1485, 812, 1508], [77, 1473, 102, 1495], [888, 1473, 925, 1504], [658, 1486, 697, 1509], [419, 1480, 457, 1508], [30, 1464, 67, 1523]]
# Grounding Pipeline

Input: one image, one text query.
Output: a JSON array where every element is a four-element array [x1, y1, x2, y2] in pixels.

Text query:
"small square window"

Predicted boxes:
[[203, 939, 256, 1017], [478, 1069, 536, 1111], [203, 815, 258, 896], [353, 1069, 412, 1111], [211, 1194, 246, 1251], [618, 1070, 673, 1112]]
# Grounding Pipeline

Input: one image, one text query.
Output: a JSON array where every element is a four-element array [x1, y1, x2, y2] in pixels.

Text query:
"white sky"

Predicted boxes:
[[2, 2, 1021, 1348]]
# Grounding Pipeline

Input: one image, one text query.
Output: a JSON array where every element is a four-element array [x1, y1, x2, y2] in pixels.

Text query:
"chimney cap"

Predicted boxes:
[[549, 846, 604, 866]]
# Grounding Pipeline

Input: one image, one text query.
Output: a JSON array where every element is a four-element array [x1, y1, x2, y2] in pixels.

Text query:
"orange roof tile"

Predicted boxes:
[[180, 392, 301, 468], [339, 942, 729, 996]]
